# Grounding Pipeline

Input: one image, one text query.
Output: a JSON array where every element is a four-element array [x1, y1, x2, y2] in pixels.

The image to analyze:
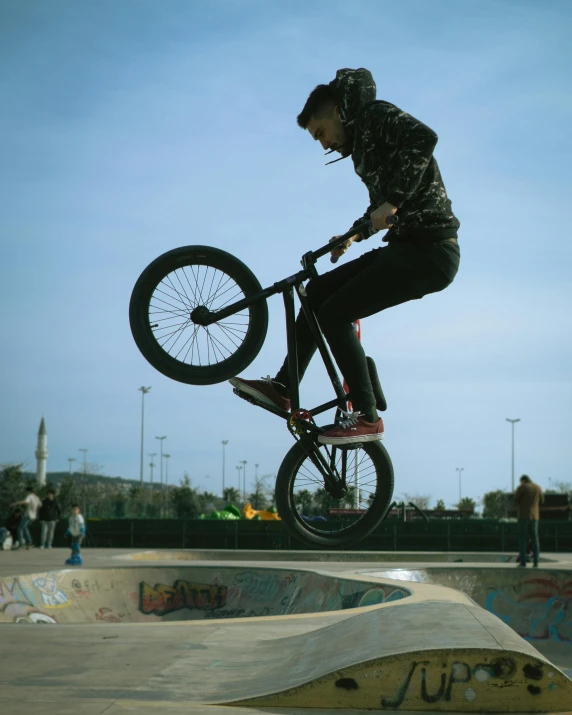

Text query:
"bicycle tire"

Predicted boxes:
[[275, 431, 394, 548], [129, 245, 268, 385]]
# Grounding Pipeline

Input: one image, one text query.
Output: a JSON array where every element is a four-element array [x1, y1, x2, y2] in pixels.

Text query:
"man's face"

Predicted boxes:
[[48, 493, 54, 500], [72, 507, 80, 515], [306, 107, 350, 157]]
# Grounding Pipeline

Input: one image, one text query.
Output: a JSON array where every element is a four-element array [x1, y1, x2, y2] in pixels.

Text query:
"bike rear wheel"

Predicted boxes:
[[129, 246, 268, 385], [275, 431, 394, 548]]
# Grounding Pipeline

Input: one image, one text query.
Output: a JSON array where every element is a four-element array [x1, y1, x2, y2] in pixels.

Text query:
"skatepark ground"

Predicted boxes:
[[1, 548, 571, 714]]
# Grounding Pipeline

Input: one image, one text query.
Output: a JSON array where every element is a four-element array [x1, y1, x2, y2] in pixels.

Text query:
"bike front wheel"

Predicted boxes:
[[129, 246, 268, 385], [275, 432, 394, 548]]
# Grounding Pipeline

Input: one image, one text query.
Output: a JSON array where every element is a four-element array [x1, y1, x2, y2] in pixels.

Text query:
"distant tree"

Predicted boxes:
[[456, 497, 477, 515], [545, 481, 572, 496], [0, 464, 27, 515], [482, 490, 511, 519], [113, 490, 128, 518], [313, 488, 337, 517], [56, 474, 83, 515], [293, 489, 314, 516], [127, 485, 147, 517], [222, 487, 241, 505], [170, 475, 201, 518], [37, 480, 57, 500], [248, 475, 273, 510], [199, 491, 219, 514], [435, 499, 446, 510], [403, 493, 432, 511]]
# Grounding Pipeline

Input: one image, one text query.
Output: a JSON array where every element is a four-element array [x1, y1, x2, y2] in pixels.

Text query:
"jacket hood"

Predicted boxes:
[[329, 68, 376, 133]]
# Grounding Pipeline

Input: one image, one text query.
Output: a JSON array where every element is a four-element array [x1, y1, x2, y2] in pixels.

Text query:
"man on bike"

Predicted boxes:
[[231, 67, 460, 445]]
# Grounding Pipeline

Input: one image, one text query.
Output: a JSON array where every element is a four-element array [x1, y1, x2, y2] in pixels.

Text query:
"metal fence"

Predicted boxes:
[[28, 518, 572, 552]]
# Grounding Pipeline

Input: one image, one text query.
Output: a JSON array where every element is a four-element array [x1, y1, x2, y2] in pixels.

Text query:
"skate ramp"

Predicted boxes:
[[360, 567, 572, 645], [2, 558, 572, 712], [227, 602, 572, 711], [0, 566, 410, 623]]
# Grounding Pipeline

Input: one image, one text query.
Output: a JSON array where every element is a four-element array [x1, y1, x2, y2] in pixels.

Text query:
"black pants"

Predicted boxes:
[[275, 239, 460, 413]]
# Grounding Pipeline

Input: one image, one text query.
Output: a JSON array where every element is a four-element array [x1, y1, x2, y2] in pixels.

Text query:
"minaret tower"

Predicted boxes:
[[35, 417, 48, 486]]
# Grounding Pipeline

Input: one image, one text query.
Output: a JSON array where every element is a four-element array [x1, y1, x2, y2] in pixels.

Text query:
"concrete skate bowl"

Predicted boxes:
[[3, 565, 572, 712], [0, 566, 411, 624], [115, 549, 559, 563], [361, 567, 572, 645]]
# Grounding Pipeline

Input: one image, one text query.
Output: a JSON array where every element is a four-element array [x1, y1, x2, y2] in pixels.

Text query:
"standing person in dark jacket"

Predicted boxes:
[[231, 67, 460, 445], [514, 475, 544, 568], [39, 489, 62, 549]]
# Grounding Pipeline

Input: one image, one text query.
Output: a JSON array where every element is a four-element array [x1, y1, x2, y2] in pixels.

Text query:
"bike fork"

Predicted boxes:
[[303, 436, 347, 498]]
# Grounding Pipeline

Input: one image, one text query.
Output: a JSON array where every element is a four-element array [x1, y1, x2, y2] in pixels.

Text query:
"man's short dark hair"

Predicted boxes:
[[25, 486, 34, 493], [297, 83, 339, 129], [47, 489, 55, 495], [71, 503, 80, 509], [520, 475, 531, 483]]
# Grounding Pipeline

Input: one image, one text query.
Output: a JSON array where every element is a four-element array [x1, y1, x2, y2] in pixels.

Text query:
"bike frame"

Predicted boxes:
[[197, 220, 375, 419]]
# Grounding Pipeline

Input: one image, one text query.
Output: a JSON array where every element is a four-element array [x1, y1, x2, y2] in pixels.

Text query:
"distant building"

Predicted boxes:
[[35, 417, 48, 486]]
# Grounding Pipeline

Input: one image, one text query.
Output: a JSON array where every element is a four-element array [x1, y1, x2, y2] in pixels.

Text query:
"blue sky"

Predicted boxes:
[[2, 0, 571, 507]]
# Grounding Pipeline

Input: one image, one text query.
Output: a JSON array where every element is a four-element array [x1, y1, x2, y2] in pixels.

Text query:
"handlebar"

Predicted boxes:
[[329, 216, 399, 264]]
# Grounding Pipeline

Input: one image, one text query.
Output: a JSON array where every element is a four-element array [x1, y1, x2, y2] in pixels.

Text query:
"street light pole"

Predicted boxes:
[[155, 436, 167, 485], [221, 440, 228, 494], [506, 418, 521, 492], [78, 448, 88, 475], [155, 436, 166, 516], [236, 464, 242, 497], [148, 453, 156, 484], [138, 386, 151, 484], [163, 453, 170, 518], [456, 467, 464, 502], [78, 448, 88, 515], [163, 454, 170, 485], [255, 463, 259, 481], [147, 452, 156, 518], [241, 460, 247, 502], [67, 457, 76, 475]]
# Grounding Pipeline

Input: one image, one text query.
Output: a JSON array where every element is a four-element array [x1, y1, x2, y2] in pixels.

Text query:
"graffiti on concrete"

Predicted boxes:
[[0, 576, 58, 623], [139, 580, 227, 616], [486, 575, 572, 642], [31, 573, 69, 609], [227, 570, 408, 616], [95, 607, 124, 622], [14, 611, 57, 624], [71, 578, 101, 596], [380, 657, 548, 708], [0, 577, 34, 612], [232, 571, 294, 602]]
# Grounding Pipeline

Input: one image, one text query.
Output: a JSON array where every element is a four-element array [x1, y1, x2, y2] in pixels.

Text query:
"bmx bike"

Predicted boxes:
[[129, 220, 394, 548]]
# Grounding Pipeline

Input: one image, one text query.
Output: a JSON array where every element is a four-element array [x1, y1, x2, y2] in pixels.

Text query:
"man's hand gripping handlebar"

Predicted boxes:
[[330, 215, 399, 264]]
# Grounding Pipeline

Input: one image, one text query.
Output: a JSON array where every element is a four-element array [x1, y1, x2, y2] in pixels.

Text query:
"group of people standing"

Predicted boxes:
[[0, 486, 86, 564]]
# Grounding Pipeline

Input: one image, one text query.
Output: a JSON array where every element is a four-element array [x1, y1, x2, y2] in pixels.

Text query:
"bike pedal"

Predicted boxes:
[[232, 388, 288, 419], [233, 387, 257, 405], [332, 442, 364, 451]]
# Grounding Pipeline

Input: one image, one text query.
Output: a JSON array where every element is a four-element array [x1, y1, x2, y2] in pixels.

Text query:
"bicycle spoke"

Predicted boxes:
[[289, 441, 379, 535], [147, 262, 251, 369], [166, 273, 194, 310]]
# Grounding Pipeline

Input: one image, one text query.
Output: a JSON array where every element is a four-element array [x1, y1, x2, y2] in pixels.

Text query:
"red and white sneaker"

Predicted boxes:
[[229, 376, 291, 412], [318, 411, 384, 445]]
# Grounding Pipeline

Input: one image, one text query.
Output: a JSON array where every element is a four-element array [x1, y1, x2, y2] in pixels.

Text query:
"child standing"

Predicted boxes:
[[65, 504, 86, 565]]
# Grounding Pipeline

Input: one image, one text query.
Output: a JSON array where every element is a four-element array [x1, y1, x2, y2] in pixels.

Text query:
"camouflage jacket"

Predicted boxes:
[[330, 68, 460, 242]]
